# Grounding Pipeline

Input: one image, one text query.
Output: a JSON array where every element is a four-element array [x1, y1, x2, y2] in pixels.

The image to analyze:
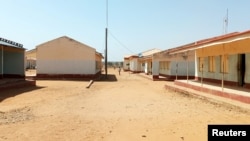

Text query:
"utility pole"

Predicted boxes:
[[105, 0, 108, 78]]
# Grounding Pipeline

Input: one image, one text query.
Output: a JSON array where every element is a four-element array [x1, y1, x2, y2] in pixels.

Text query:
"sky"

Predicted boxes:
[[1, 0, 250, 61]]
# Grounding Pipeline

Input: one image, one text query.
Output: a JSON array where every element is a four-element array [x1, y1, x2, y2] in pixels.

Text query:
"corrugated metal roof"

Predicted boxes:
[[36, 36, 94, 50], [141, 48, 162, 56], [0, 37, 23, 48], [156, 29, 250, 55]]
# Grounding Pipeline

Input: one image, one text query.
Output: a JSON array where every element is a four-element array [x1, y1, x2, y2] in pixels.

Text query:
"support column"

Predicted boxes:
[[1, 46, 3, 78]]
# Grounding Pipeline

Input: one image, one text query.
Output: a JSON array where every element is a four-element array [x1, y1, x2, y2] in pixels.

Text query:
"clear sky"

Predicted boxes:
[[1, 0, 250, 61]]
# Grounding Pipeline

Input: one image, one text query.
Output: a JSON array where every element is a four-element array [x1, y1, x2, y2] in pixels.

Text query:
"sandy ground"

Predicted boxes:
[[0, 68, 250, 141]]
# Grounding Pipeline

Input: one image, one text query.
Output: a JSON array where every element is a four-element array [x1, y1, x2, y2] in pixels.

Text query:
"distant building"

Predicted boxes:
[[0, 37, 25, 78], [124, 48, 161, 74], [123, 55, 130, 71], [25, 48, 36, 69], [36, 36, 103, 79], [153, 48, 195, 80]]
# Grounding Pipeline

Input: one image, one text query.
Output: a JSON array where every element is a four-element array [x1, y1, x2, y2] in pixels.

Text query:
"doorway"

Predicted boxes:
[[238, 54, 246, 87]]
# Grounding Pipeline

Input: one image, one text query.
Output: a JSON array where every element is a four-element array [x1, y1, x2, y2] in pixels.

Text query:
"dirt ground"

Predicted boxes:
[[0, 68, 249, 141]]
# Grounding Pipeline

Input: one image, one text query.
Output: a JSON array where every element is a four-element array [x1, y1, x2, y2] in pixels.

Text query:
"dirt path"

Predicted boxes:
[[0, 69, 249, 141]]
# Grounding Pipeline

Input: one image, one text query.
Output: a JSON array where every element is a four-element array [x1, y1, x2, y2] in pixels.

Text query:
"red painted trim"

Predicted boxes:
[[196, 77, 239, 87], [244, 83, 250, 89], [173, 81, 250, 104], [159, 73, 195, 80], [3, 74, 25, 78], [129, 55, 139, 59], [129, 70, 143, 73], [36, 71, 101, 80], [153, 75, 159, 79]]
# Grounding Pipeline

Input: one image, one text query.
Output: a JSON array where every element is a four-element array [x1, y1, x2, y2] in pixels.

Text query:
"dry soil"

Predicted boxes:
[[0, 68, 249, 141]]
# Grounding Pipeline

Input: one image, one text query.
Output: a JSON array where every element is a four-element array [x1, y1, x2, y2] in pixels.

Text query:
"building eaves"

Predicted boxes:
[[96, 52, 104, 59], [36, 36, 96, 51], [166, 30, 250, 54], [0, 37, 24, 49]]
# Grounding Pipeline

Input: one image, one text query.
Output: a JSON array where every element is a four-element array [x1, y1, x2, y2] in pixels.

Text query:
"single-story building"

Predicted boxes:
[[195, 30, 250, 89], [0, 37, 25, 79], [152, 32, 241, 81], [36, 36, 103, 79], [123, 55, 130, 71], [124, 48, 161, 74], [152, 47, 195, 80], [25, 48, 36, 69]]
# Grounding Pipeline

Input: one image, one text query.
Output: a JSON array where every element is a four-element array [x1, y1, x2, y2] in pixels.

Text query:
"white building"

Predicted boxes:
[[124, 48, 161, 74], [36, 36, 103, 79]]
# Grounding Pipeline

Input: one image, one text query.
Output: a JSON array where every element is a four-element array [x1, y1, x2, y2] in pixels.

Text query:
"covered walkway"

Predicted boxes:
[[136, 72, 250, 110], [165, 79, 250, 110]]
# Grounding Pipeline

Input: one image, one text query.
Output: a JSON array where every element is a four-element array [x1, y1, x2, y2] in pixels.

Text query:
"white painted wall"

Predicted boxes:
[[37, 36, 96, 75], [123, 59, 130, 70], [152, 60, 159, 76], [129, 58, 138, 72], [37, 60, 94, 74]]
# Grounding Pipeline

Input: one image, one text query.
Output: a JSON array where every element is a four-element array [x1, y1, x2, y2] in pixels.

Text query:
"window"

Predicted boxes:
[[159, 61, 170, 70], [209, 56, 216, 72], [160, 61, 163, 69], [220, 55, 229, 73], [199, 57, 204, 72], [166, 61, 170, 70]]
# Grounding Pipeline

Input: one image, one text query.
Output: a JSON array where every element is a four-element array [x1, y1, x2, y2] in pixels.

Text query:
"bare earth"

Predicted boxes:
[[0, 69, 249, 141]]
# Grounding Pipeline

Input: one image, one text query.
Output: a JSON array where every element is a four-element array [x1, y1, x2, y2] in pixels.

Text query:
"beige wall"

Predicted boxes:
[[196, 38, 250, 57], [196, 37, 250, 85], [95, 53, 103, 73], [153, 50, 195, 77], [25, 49, 36, 59], [37, 36, 97, 75], [25, 49, 36, 69], [123, 58, 130, 70]]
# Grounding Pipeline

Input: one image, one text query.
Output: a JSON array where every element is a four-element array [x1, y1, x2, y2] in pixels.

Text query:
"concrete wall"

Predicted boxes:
[[123, 59, 130, 71], [95, 53, 103, 73], [153, 50, 195, 79], [25, 49, 37, 69], [37, 37, 96, 76], [0, 46, 25, 78], [0, 48, 2, 76], [129, 58, 141, 72], [196, 38, 250, 57], [245, 53, 250, 84], [145, 60, 152, 74], [170, 61, 195, 77], [196, 37, 250, 88], [152, 60, 159, 76], [197, 54, 239, 84]]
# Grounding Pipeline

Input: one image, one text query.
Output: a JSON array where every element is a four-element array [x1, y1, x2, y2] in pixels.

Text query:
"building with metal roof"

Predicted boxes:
[[0, 37, 25, 78], [123, 48, 161, 74], [36, 36, 103, 80]]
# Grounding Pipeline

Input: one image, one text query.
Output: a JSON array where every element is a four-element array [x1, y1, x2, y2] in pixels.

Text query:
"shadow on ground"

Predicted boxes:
[[0, 86, 45, 102], [96, 74, 118, 82]]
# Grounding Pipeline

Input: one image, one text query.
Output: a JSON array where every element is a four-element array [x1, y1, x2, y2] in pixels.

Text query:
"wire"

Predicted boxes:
[[108, 30, 135, 54]]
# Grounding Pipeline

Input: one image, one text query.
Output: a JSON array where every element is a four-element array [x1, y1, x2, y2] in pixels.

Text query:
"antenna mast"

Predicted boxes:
[[224, 9, 228, 34]]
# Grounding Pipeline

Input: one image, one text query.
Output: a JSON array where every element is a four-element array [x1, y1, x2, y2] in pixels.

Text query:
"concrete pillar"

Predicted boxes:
[[152, 60, 159, 79]]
